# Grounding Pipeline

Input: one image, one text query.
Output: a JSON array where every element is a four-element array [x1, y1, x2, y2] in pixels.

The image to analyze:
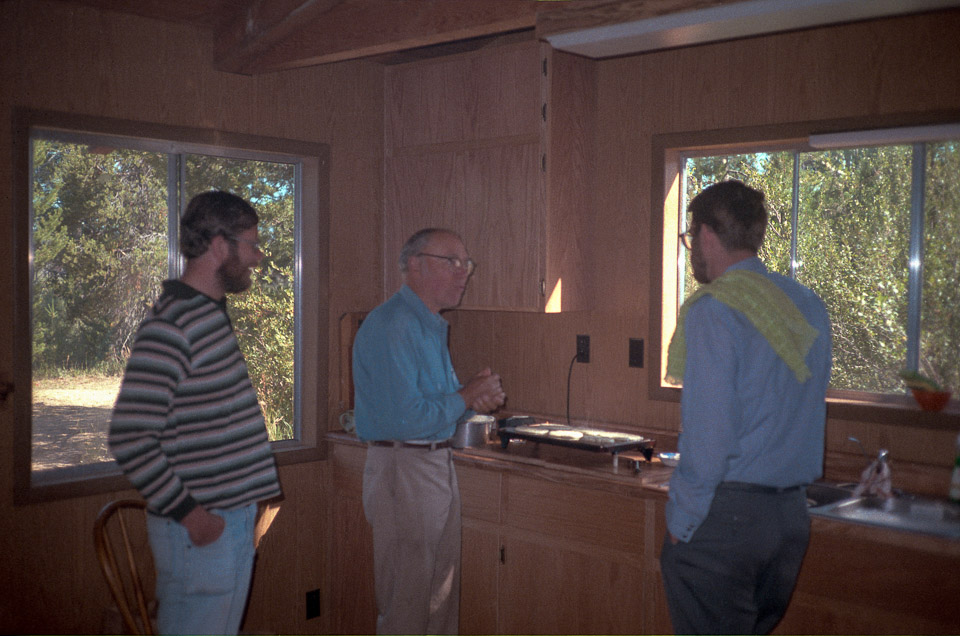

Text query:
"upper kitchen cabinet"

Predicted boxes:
[[384, 39, 594, 311]]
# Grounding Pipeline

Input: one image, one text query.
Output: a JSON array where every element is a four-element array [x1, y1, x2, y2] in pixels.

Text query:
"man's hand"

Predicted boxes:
[[459, 368, 506, 414], [180, 505, 225, 547]]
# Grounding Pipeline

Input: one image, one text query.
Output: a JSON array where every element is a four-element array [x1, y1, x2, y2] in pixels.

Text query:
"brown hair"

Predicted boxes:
[[689, 179, 767, 254], [179, 190, 259, 259]]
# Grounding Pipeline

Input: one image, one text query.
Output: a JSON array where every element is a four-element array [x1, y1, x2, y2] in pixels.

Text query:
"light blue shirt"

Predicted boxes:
[[666, 257, 832, 542], [353, 285, 467, 442]]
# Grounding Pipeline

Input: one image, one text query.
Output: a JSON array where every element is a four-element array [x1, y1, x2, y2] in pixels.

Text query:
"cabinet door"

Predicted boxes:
[[458, 464, 502, 633], [775, 518, 960, 634], [384, 40, 545, 311], [328, 444, 377, 634], [498, 473, 647, 634], [498, 531, 645, 634], [460, 522, 501, 634]]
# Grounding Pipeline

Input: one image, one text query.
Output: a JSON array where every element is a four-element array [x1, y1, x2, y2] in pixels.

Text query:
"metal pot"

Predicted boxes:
[[452, 414, 496, 448]]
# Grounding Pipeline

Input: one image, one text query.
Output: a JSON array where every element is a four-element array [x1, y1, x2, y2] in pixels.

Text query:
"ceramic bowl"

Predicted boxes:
[[658, 451, 680, 467]]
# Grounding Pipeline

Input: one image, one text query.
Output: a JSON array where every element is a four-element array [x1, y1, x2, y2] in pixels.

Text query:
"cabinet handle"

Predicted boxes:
[[499, 545, 505, 564]]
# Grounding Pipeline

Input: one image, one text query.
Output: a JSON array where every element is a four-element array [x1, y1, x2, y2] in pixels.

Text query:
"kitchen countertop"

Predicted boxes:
[[326, 431, 960, 552], [326, 430, 673, 500]]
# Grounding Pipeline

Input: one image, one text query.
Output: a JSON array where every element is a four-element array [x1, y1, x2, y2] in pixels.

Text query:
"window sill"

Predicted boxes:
[[16, 438, 327, 506], [651, 384, 959, 430], [827, 391, 960, 429]]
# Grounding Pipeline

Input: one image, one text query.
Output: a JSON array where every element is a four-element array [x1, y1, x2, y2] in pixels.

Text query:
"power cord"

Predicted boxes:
[[566, 352, 578, 425]]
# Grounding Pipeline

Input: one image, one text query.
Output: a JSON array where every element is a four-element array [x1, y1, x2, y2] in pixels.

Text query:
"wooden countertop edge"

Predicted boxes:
[[325, 430, 670, 500]]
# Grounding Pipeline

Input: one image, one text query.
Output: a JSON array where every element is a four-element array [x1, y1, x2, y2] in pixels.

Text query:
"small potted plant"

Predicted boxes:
[[899, 369, 952, 412]]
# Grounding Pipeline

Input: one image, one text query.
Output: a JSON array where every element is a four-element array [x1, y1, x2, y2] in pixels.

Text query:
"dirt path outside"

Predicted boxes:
[[32, 374, 122, 471]]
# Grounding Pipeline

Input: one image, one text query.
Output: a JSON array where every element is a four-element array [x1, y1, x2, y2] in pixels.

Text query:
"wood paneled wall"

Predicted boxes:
[[448, 9, 960, 496], [0, 0, 382, 633], [2, 1, 960, 634]]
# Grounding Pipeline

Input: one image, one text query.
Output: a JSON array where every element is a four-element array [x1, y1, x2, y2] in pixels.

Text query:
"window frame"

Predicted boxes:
[[649, 114, 960, 427], [13, 109, 330, 504]]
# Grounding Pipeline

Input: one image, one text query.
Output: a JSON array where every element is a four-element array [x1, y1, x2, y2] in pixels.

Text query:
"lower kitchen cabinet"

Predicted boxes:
[[328, 440, 671, 635], [458, 465, 671, 635], [328, 437, 960, 635], [459, 522, 501, 634], [328, 442, 376, 634], [775, 517, 960, 635], [497, 532, 646, 634]]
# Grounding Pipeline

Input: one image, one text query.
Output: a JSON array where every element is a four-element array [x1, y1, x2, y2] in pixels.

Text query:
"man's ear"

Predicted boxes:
[[209, 234, 232, 263], [698, 224, 720, 251], [406, 254, 422, 275]]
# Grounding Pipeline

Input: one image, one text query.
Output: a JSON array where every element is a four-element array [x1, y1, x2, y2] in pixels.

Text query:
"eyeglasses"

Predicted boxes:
[[227, 235, 262, 251], [417, 252, 476, 276], [679, 229, 695, 250]]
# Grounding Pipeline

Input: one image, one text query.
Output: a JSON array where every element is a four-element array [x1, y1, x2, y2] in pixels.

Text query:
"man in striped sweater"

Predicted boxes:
[[109, 190, 282, 635]]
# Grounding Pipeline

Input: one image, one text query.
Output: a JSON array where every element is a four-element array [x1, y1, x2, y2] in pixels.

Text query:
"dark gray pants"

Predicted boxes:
[[660, 483, 810, 634]]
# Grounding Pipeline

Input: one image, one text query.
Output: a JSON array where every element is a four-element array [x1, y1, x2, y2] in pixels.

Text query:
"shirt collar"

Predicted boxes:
[[726, 255, 767, 276], [398, 284, 448, 330], [162, 279, 227, 309]]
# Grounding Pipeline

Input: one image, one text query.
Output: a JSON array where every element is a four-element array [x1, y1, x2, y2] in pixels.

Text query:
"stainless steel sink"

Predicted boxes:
[[808, 484, 960, 539], [805, 482, 857, 508]]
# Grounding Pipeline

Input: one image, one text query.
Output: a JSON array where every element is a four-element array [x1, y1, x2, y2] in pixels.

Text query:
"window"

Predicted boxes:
[[14, 111, 328, 502], [653, 122, 959, 411]]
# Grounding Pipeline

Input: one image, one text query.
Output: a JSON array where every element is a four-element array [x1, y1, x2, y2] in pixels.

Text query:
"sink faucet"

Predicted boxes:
[[849, 439, 893, 498]]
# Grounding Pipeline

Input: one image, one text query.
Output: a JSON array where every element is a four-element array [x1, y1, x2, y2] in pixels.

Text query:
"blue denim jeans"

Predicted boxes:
[[147, 504, 257, 635]]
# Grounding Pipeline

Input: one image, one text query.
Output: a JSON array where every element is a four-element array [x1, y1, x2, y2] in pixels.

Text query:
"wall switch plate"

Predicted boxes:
[[629, 338, 644, 368], [576, 334, 590, 363]]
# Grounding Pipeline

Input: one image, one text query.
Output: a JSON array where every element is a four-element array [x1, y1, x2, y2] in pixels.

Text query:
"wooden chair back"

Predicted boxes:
[[93, 499, 155, 635]]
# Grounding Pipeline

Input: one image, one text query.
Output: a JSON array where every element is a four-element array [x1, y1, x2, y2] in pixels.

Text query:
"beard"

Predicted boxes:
[[217, 250, 252, 293], [691, 246, 711, 284]]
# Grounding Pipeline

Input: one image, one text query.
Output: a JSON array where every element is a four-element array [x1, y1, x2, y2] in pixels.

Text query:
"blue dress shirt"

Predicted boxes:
[[666, 257, 832, 542], [353, 285, 467, 442]]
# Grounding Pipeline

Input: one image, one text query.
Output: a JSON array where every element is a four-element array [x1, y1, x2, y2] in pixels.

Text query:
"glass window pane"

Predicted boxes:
[[183, 156, 297, 441], [921, 141, 960, 392], [798, 146, 912, 393], [681, 153, 794, 302], [31, 139, 167, 471]]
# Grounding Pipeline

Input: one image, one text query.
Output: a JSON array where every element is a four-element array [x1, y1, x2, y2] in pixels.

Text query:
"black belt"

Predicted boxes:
[[368, 440, 452, 451], [720, 481, 804, 494]]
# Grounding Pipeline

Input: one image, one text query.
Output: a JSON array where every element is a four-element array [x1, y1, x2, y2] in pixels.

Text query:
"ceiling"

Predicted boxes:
[[51, 0, 960, 74], [51, 0, 544, 74]]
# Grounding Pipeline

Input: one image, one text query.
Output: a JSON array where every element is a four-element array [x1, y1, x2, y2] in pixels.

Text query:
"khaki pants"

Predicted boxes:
[[363, 445, 461, 635]]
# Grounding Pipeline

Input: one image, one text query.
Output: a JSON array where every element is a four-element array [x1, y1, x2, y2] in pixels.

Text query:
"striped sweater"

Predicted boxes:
[[109, 280, 282, 521]]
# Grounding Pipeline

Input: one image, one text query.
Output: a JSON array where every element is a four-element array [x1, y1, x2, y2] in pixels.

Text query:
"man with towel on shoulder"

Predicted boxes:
[[660, 180, 832, 635]]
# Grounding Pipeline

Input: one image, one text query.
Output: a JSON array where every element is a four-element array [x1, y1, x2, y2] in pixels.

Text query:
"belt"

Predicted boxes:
[[720, 481, 804, 494], [368, 440, 452, 451]]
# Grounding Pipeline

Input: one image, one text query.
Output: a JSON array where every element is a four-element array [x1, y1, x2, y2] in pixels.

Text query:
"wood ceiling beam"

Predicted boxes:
[[216, 0, 540, 74], [215, 0, 348, 74]]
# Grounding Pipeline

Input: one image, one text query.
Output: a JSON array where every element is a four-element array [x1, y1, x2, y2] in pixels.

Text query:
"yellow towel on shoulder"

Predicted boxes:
[[665, 269, 819, 384]]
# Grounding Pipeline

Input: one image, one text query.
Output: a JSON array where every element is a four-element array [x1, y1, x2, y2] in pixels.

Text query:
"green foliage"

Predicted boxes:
[[31, 139, 298, 441], [184, 156, 297, 440], [684, 141, 959, 394], [32, 140, 167, 372]]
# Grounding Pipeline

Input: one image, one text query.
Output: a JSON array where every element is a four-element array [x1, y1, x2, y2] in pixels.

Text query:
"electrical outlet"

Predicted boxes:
[[629, 338, 644, 368], [576, 334, 590, 363], [306, 589, 321, 620]]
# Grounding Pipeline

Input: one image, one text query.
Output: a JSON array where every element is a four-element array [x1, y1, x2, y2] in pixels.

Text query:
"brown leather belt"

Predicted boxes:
[[368, 440, 452, 451]]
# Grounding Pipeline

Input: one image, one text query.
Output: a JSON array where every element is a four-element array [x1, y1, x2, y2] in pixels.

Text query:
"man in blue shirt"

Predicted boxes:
[[661, 180, 832, 634], [353, 228, 505, 634]]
